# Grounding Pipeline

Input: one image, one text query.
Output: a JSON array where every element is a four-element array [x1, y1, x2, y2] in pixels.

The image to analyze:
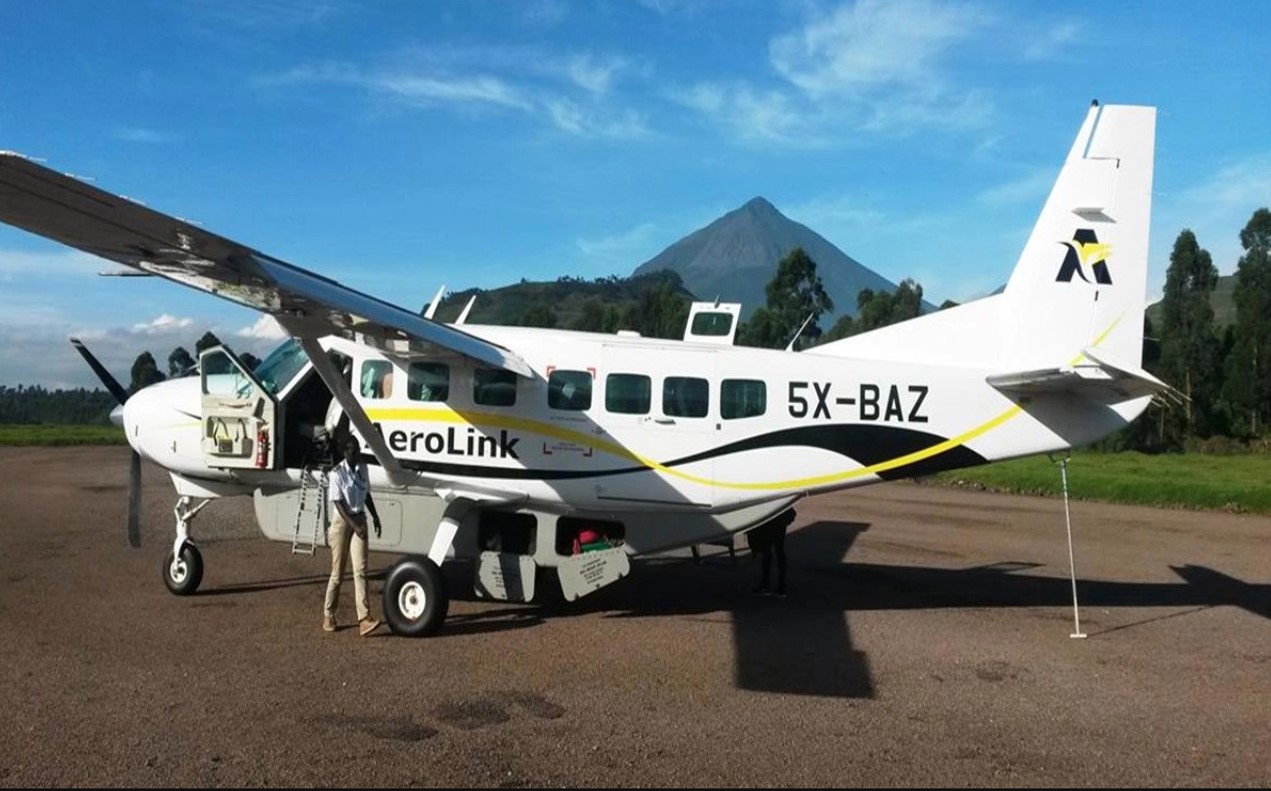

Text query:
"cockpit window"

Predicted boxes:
[[252, 338, 308, 396]]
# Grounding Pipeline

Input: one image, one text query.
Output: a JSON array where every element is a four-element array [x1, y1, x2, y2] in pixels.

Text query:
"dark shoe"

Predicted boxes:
[[751, 586, 770, 596], [774, 589, 787, 598]]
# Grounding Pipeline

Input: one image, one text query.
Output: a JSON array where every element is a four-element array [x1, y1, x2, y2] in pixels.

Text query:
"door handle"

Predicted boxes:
[[653, 417, 676, 425]]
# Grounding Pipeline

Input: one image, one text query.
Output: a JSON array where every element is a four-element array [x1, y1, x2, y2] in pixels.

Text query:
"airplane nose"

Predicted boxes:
[[110, 403, 126, 428]]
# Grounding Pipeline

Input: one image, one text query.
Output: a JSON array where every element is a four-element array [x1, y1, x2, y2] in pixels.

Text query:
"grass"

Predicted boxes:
[[926, 450, 1271, 515], [0, 424, 127, 446], [4, 423, 1268, 515]]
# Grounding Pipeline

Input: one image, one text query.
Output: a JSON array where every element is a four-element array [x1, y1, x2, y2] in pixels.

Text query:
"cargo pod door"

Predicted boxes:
[[199, 345, 279, 470]]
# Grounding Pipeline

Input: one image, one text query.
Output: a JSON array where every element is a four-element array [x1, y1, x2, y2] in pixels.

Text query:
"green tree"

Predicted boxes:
[[821, 313, 855, 343], [623, 278, 690, 339], [570, 298, 609, 333], [1224, 208, 1271, 435], [195, 331, 222, 355], [738, 247, 833, 349], [168, 346, 195, 378], [1157, 229, 1221, 439], [129, 352, 165, 393], [518, 304, 558, 328]]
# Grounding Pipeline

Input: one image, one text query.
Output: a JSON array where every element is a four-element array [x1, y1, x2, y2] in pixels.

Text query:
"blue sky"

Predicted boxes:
[[2, 0, 1268, 387]]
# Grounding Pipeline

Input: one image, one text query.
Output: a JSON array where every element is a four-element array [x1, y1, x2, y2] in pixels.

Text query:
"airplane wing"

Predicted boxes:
[[0, 151, 532, 377], [0, 150, 537, 491], [987, 348, 1184, 405]]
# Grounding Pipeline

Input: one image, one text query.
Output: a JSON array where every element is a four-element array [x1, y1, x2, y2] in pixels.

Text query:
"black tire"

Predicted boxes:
[[163, 543, 203, 596], [383, 557, 448, 637]]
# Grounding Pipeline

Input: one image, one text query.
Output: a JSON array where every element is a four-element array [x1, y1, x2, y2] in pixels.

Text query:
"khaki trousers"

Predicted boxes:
[[324, 510, 371, 622]]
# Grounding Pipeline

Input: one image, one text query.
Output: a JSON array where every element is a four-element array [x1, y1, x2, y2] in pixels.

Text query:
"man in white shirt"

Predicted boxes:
[[323, 436, 383, 636]]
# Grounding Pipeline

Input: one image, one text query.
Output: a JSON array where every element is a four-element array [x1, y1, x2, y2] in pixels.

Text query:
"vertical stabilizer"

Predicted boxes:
[[1000, 103, 1156, 369]]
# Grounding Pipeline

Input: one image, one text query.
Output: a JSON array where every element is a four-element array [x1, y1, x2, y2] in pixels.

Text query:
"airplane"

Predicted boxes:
[[0, 101, 1179, 637]]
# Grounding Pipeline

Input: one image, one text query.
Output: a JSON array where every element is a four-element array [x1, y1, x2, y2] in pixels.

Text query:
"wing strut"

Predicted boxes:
[[290, 329, 412, 487]]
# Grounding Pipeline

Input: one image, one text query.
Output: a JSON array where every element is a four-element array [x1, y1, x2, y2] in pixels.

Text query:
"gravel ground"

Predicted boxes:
[[0, 446, 1267, 787]]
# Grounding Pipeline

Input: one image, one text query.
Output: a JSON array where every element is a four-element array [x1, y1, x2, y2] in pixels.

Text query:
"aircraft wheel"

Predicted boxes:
[[383, 557, 448, 637], [163, 543, 204, 596]]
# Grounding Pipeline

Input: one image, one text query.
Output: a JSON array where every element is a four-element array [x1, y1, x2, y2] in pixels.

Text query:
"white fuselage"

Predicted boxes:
[[121, 321, 1143, 516]]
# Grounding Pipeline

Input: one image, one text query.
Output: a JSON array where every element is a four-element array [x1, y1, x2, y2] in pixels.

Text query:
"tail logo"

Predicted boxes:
[[1056, 229, 1113, 285]]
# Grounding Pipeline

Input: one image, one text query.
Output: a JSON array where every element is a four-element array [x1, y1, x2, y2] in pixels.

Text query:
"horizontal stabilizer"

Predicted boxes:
[[987, 348, 1183, 405]]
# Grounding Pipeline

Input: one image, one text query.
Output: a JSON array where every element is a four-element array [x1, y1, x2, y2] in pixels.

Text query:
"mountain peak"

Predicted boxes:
[[741, 196, 777, 214], [633, 196, 902, 324]]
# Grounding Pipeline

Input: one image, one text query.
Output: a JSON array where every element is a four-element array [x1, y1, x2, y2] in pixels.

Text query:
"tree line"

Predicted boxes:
[[1116, 208, 1271, 450]]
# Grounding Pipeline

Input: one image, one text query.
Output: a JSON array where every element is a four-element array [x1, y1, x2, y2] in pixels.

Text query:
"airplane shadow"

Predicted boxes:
[[463, 519, 1267, 699], [199, 519, 1268, 700]]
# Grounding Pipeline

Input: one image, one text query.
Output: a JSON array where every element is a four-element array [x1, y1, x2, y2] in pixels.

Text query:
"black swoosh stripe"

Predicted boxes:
[[363, 423, 987, 483]]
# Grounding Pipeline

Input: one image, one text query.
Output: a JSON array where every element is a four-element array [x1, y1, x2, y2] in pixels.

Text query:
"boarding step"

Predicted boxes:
[[290, 465, 328, 556]]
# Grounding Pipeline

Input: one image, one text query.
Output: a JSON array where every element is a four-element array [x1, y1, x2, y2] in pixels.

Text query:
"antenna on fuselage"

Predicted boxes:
[[784, 312, 815, 352], [422, 285, 446, 319], [455, 295, 476, 325]]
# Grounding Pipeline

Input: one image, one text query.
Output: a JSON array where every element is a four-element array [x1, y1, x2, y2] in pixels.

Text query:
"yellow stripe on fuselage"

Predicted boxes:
[[365, 404, 1024, 491]]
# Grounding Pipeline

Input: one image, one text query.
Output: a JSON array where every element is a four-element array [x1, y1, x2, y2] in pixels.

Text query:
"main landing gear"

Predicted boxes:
[[163, 496, 210, 596], [380, 498, 467, 637], [382, 557, 448, 637]]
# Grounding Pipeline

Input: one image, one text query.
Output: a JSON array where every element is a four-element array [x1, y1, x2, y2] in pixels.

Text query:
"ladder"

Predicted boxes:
[[291, 465, 329, 556]]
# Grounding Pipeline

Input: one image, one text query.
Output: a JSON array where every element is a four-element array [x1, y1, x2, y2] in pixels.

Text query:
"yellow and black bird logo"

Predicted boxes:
[[1056, 228, 1112, 285]]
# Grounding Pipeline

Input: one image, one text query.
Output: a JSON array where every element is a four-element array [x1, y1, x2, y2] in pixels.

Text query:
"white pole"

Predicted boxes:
[[1058, 456, 1087, 639]]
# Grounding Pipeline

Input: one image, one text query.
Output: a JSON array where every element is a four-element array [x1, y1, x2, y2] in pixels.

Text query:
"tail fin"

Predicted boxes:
[[1000, 102, 1156, 370], [813, 103, 1156, 375]]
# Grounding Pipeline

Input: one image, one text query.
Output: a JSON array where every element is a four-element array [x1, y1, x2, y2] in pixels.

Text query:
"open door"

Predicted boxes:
[[200, 345, 279, 470]]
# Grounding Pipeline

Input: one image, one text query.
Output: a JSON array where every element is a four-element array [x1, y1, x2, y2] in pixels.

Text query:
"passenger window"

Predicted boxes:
[[407, 362, 449, 402], [359, 360, 394, 399], [721, 379, 766, 419], [606, 373, 651, 415], [548, 370, 592, 411], [474, 368, 517, 407], [663, 376, 709, 418]]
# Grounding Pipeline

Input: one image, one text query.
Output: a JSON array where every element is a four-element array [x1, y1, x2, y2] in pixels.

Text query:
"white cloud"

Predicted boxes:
[[184, 0, 347, 30], [0, 315, 282, 389], [1021, 20, 1082, 60], [769, 0, 988, 98], [376, 73, 533, 111], [676, 0, 1022, 143], [264, 47, 646, 139], [1153, 152, 1271, 277], [672, 82, 813, 145], [976, 168, 1057, 207], [544, 99, 648, 138], [237, 314, 287, 340], [566, 54, 628, 95], [131, 314, 194, 334]]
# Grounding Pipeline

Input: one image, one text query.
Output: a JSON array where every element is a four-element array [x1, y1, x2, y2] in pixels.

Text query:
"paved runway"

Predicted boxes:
[[0, 446, 1267, 786]]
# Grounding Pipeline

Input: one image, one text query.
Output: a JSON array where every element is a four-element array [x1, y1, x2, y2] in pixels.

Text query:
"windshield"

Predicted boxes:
[[252, 338, 309, 395]]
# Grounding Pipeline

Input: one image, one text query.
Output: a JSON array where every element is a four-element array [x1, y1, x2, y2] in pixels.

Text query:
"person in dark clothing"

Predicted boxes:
[[747, 509, 795, 597]]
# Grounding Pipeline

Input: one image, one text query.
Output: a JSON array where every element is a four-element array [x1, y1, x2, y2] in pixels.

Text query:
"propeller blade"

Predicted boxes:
[[70, 338, 130, 404], [69, 338, 141, 547], [128, 450, 142, 548]]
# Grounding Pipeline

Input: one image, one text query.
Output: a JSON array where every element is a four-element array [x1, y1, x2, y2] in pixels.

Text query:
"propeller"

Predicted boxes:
[[71, 338, 142, 548]]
